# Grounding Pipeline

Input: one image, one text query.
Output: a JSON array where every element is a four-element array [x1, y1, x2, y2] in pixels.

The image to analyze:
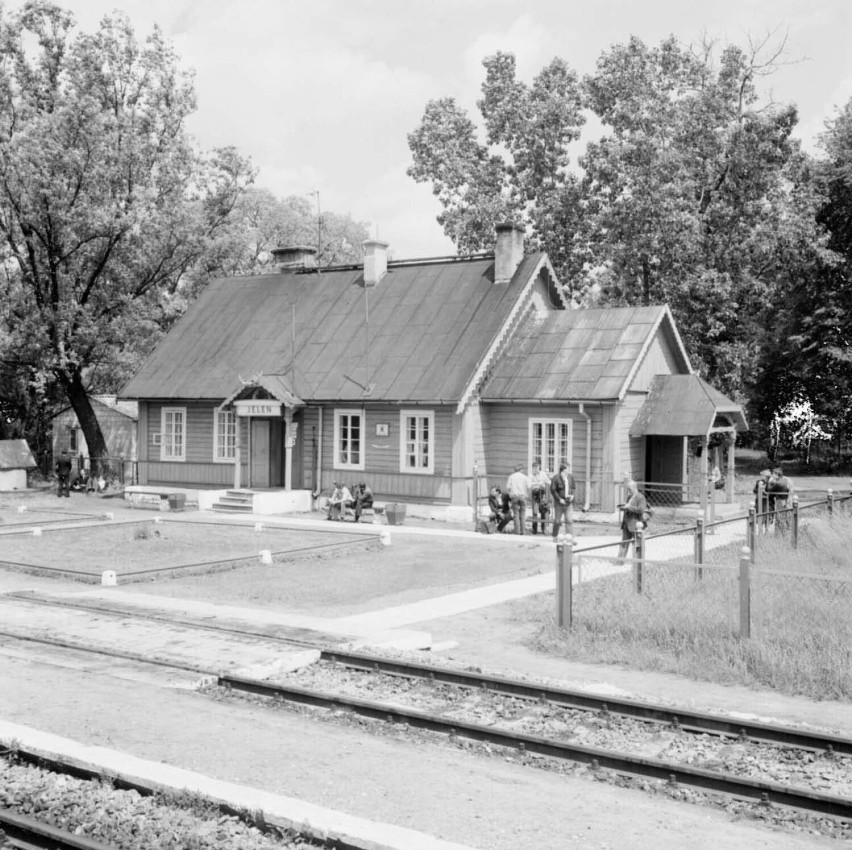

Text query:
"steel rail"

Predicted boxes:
[[319, 649, 852, 756], [219, 673, 852, 820], [0, 809, 117, 850], [6, 594, 849, 757]]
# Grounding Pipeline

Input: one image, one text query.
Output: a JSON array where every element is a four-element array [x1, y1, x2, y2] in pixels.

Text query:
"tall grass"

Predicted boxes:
[[532, 514, 852, 700]]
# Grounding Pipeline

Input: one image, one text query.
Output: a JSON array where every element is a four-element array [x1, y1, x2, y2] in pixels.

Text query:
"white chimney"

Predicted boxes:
[[270, 245, 317, 271], [494, 223, 525, 284], [363, 239, 389, 287]]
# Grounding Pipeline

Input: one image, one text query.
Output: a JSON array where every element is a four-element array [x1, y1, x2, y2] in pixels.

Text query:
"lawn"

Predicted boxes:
[[0, 519, 373, 581], [531, 512, 852, 700]]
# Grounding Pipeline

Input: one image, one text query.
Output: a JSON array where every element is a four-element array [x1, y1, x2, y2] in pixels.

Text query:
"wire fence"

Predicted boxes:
[[555, 489, 852, 647]]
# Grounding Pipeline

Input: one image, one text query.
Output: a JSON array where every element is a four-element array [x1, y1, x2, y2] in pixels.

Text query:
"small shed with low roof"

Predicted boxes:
[[0, 439, 37, 491]]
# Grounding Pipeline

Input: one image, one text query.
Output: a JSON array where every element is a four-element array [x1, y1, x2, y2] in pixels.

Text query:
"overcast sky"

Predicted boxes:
[[9, 0, 852, 257]]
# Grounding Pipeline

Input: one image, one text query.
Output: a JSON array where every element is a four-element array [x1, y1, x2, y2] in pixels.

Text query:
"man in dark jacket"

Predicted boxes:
[[55, 451, 72, 498], [550, 461, 576, 540]]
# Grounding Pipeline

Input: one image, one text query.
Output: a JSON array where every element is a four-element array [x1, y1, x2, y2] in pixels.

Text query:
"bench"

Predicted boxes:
[[126, 489, 187, 512]]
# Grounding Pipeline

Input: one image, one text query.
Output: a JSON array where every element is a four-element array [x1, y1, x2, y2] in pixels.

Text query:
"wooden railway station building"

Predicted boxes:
[[120, 224, 746, 518]]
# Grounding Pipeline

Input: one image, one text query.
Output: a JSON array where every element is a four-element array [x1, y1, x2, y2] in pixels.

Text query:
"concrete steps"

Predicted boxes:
[[211, 490, 255, 513]]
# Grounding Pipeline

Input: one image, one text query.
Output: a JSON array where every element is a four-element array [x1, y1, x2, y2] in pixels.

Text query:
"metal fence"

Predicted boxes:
[[67, 455, 137, 486], [555, 490, 852, 644]]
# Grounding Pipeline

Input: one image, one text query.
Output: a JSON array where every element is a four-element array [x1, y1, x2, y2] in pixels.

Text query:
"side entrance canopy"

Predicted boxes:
[[629, 374, 747, 438]]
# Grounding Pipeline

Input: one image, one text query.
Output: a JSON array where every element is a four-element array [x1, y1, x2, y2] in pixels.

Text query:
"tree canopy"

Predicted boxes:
[[0, 1, 255, 466], [408, 35, 838, 427]]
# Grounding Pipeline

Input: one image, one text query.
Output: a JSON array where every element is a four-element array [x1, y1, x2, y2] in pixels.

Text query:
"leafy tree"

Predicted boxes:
[[751, 98, 852, 449], [0, 2, 253, 471], [579, 36, 826, 396], [408, 52, 584, 261], [408, 37, 828, 400], [195, 188, 368, 288]]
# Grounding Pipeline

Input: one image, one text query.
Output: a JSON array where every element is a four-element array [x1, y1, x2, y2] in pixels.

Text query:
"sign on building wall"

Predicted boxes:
[[234, 400, 283, 417]]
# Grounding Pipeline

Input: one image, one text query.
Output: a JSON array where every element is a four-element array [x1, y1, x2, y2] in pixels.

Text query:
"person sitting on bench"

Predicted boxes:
[[352, 482, 374, 522], [327, 481, 352, 521], [488, 486, 512, 533]]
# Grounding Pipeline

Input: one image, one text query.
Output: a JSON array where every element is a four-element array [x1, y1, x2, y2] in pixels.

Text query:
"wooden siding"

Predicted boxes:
[[618, 392, 647, 483], [480, 402, 611, 508], [52, 404, 137, 461], [317, 404, 455, 503], [144, 401, 247, 487], [629, 328, 683, 393]]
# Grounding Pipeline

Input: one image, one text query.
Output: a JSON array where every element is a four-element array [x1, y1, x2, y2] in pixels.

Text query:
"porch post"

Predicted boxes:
[[284, 407, 293, 491], [699, 436, 708, 521], [233, 412, 241, 490], [726, 429, 735, 504]]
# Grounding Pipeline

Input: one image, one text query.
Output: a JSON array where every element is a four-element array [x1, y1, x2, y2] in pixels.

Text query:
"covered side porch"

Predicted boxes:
[[629, 374, 748, 518]]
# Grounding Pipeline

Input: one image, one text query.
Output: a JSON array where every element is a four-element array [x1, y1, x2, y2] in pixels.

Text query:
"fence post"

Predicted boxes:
[[747, 508, 756, 562], [694, 517, 705, 580], [633, 527, 645, 594], [738, 546, 751, 639], [827, 488, 834, 517], [791, 496, 799, 549], [556, 535, 574, 628]]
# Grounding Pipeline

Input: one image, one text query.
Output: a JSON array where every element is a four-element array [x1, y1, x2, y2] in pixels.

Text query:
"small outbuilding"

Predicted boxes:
[[0, 439, 37, 491]]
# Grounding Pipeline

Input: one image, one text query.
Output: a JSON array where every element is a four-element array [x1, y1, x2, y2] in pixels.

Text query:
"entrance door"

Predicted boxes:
[[645, 436, 685, 503], [251, 420, 270, 487]]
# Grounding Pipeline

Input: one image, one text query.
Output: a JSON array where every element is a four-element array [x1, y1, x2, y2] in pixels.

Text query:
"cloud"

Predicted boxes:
[[460, 13, 556, 111]]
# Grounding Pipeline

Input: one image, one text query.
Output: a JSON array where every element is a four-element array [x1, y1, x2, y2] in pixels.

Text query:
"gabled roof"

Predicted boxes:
[[93, 396, 138, 420], [629, 374, 748, 437], [0, 439, 36, 470], [122, 254, 547, 403], [479, 305, 690, 402], [219, 374, 304, 409]]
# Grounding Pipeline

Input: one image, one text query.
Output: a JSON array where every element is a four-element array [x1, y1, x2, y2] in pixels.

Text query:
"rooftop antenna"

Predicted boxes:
[[308, 190, 322, 273], [342, 242, 375, 396]]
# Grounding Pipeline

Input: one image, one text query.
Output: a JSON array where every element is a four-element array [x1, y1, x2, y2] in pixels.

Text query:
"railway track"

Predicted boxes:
[[217, 668, 852, 821], [2, 595, 851, 827], [0, 809, 116, 850]]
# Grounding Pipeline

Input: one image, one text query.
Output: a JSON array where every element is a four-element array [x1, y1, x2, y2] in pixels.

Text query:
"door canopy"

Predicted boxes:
[[630, 374, 747, 438]]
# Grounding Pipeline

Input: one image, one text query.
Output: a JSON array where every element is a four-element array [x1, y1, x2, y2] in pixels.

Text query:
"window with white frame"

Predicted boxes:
[[529, 418, 572, 475], [161, 407, 186, 461], [334, 409, 364, 470], [400, 410, 434, 474], [214, 409, 236, 462]]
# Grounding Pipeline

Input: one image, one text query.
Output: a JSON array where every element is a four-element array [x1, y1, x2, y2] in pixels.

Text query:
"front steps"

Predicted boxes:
[[211, 489, 255, 513]]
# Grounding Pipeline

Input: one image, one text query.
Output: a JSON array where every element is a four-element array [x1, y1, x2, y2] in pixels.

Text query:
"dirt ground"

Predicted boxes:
[[0, 489, 850, 849]]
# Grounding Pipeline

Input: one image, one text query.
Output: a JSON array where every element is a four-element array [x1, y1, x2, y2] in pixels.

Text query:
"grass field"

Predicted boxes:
[[532, 513, 852, 700], [0, 519, 373, 580]]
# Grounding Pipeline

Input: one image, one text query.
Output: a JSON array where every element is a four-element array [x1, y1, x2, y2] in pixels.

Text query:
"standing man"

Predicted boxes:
[[768, 466, 792, 530], [618, 479, 648, 561], [529, 462, 551, 535], [55, 450, 72, 498], [506, 463, 530, 535], [550, 461, 576, 540]]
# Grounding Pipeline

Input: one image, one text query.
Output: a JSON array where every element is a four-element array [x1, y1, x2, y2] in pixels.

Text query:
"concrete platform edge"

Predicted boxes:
[[0, 720, 474, 850]]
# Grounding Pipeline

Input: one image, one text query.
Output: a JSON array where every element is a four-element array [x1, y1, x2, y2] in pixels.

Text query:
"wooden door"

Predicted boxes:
[[250, 420, 270, 488], [269, 419, 283, 487]]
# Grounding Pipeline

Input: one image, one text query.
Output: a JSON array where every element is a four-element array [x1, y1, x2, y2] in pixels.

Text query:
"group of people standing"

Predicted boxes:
[[753, 467, 793, 529], [487, 461, 577, 539]]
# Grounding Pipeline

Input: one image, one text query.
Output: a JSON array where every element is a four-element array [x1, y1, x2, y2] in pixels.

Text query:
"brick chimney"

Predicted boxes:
[[494, 223, 525, 284], [363, 239, 389, 287], [270, 245, 317, 271]]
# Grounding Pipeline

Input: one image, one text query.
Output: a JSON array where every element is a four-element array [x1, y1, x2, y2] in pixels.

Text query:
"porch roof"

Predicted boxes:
[[219, 374, 304, 410], [629, 374, 747, 438]]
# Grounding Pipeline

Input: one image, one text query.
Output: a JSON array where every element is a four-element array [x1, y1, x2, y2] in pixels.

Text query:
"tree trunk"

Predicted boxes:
[[57, 368, 110, 478]]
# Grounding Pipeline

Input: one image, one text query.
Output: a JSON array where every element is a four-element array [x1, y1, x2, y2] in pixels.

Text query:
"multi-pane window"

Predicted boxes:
[[214, 409, 236, 461], [161, 407, 186, 461], [401, 410, 434, 474], [529, 418, 572, 475], [335, 409, 363, 470]]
